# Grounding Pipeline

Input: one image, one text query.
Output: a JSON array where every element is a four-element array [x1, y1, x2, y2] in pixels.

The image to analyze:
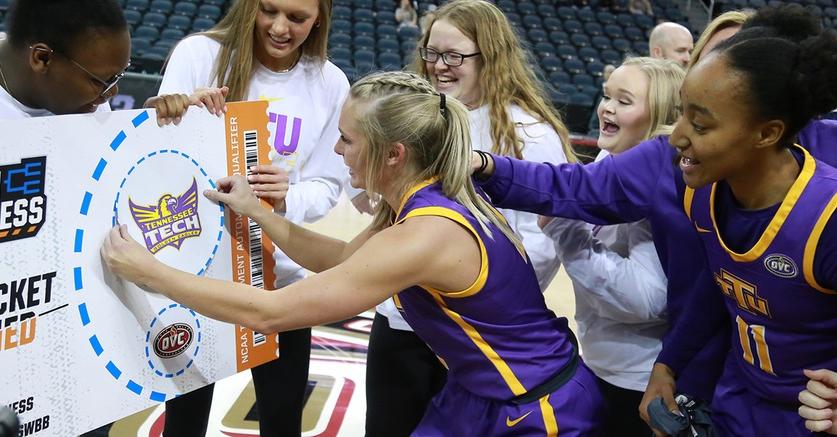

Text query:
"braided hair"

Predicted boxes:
[[349, 71, 523, 252]]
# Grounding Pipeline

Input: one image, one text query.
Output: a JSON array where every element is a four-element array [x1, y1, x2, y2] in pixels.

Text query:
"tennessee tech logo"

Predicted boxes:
[[0, 157, 47, 243], [714, 269, 771, 318], [129, 178, 202, 254], [153, 323, 194, 358]]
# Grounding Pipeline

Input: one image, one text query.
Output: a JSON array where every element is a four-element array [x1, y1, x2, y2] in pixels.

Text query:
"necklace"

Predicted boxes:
[[272, 51, 302, 73]]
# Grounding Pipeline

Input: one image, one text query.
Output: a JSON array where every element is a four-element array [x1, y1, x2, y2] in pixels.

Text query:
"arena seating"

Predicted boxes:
[[2, 0, 828, 134]]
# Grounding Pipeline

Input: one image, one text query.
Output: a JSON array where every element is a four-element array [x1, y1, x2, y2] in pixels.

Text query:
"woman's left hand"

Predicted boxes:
[[101, 224, 161, 286], [248, 165, 290, 212]]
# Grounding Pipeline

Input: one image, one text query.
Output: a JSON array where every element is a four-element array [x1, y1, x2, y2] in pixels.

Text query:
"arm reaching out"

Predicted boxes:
[[204, 175, 368, 272], [100, 214, 475, 334]]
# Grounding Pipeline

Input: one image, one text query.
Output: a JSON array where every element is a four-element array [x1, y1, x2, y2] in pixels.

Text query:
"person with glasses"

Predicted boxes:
[[0, 0, 130, 117], [149, 0, 351, 435], [102, 70, 605, 437], [352, 1, 577, 436], [0, 0, 191, 124]]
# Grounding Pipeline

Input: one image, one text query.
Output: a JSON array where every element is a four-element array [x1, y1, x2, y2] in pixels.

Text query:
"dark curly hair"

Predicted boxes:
[[6, 0, 127, 55]]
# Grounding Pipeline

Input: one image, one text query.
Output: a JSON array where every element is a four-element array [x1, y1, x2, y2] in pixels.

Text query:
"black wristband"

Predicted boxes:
[[474, 150, 491, 180]]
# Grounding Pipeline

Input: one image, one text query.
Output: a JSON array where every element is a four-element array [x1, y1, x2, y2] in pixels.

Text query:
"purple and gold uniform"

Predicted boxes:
[[392, 180, 604, 436], [684, 146, 837, 436]]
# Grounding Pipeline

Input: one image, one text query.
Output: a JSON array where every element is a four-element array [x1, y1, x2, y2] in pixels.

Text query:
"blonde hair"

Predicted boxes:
[[687, 10, 752, 69], [411, 0, 574, 162], [618, 57, 685, 140], [200, 0, 332, 101], [349, 71, 523, 252]]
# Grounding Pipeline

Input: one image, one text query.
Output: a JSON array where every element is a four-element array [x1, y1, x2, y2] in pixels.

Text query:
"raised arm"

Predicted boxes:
[[474, 137, 675, 225], [101, 215, 473, 334], [206, 175, 370, 272]]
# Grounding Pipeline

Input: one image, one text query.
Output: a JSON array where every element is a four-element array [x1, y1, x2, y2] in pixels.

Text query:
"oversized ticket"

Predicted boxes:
[[0, 102, 284, 435]]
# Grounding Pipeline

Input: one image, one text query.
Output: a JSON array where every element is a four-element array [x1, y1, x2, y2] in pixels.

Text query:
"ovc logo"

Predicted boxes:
[[763, 254, 797, 278], [153, 323, 194, 359]]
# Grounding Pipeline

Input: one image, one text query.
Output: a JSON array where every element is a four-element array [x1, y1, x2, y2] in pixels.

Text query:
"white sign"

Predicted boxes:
[[0, 102, 279, 435]]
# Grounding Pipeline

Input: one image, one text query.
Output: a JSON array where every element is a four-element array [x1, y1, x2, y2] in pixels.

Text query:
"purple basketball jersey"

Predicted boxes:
[[685, 146, 837, 406], [392, 180, 577, 401]]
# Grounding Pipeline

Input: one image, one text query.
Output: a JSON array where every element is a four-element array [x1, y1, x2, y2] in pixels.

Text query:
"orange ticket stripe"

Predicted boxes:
[[224, 101, 279, 372]]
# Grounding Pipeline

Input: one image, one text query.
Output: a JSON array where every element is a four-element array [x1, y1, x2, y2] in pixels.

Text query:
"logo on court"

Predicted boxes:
[[0, 157, 47, 243], [129, 178, 202, 254], [153, 323, 194, 358], [763, 254, 797, 278]]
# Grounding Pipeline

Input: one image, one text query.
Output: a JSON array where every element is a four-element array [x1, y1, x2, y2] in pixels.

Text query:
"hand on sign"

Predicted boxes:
[[101, 224, 160, 286], [247, 165, 290, 212], [204, 175, 263, 218]]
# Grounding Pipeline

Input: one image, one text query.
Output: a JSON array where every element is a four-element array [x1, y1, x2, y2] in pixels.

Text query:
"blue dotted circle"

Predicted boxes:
[[72, 110, 220, 402], [145, 304, 203, 378], [111, 148, 224, 276]]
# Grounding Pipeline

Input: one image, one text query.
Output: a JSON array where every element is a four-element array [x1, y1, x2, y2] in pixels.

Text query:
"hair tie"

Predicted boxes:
[[439, 93, 447, 117]]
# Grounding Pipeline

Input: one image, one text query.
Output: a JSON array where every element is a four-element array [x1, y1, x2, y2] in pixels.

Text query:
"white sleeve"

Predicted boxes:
[[543, 217, 668, 323], [281, 70, 350, 224], [515, 122, 567, 289], [157, 37, 211, 95]]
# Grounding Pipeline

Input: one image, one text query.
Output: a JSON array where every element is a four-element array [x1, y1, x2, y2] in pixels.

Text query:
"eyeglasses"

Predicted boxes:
[[419, 47, 481, 67], [33, 46, 130, 97]]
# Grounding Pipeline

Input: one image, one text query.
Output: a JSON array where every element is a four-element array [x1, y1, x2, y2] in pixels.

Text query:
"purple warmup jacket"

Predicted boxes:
[[392, 180, 577, 401], [476, 119, 837, 401]]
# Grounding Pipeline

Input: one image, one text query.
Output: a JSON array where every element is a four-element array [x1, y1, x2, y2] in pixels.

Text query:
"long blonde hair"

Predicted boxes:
[[349, 71, 523, 252], [411, 0, 574, 162], [687, 10, 752, 69], [618, 57, 685, 139], [201, 0, 332, 101]]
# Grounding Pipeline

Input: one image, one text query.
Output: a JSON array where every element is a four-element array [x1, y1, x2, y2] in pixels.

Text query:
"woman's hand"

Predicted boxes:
[[144, 93, 191, 126], [640, 363, 679, 437], [189, 86, 229, 116], [204, 175, 264, 218], [143, 86, 229, 126], [247, 165, 290, 212], [799, 369, 837, 434], [101, 224, 161, 286]]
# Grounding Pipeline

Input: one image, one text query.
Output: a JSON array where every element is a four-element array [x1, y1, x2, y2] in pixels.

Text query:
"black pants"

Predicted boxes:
[[596, 376, 652, 437], [365, 313, 447, 437], [163, 328, 312, 437]]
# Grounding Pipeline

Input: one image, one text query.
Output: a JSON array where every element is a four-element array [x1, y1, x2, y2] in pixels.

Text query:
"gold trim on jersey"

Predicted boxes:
[[425, 290, 528, 396], [709, 145, 816, 262], [399, 206, 489, 298], [539, 394, 559, 436], [395, 178, 439, 219], [803, 192, 837, 295], [683, 186, 695, 222]]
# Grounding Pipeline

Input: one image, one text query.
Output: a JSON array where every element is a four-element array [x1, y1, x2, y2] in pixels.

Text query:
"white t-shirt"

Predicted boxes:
[[159, 35, 350, 287], [377, 104, 568, 331], [542, 149, 668, 391]]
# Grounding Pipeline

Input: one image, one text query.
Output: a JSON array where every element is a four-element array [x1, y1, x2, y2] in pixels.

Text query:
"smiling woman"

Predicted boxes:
[[103, 71, 607, 437], [539, 56, 684, 436], [151, 0, 350, 435], [0, 0, 130, 116], [470, 5, 837, 436]]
